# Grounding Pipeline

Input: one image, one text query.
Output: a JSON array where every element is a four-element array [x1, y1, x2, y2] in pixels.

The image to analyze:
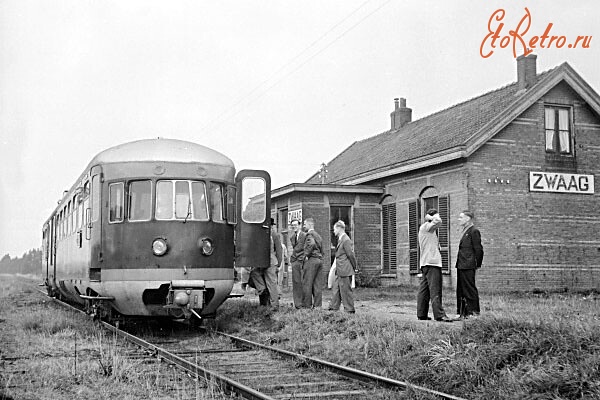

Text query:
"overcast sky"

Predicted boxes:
[[1, 1, 599, 257]]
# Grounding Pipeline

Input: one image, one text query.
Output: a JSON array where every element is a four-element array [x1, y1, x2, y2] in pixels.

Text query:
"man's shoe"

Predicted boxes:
[[418, 316, 432, 320], [435, 316, 454, 322]]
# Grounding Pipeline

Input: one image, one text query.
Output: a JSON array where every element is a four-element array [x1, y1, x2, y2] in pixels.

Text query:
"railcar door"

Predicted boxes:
[[234, 170, 271, 269], [88, 166, 103, 281]]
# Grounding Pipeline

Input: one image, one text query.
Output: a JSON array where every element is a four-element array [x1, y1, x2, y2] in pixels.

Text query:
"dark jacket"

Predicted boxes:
[[455, 226, 484, 270], [335, 233, 357, 277], [289, 230, 306, 263], [303, 229, 323, 260]]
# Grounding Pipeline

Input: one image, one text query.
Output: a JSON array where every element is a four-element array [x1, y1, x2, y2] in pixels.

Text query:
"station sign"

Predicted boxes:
[[288, 209, 302, 224], [529, 171, 594, 194]]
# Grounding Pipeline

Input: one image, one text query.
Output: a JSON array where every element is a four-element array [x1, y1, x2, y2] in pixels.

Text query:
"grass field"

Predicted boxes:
[[0, 275, 230, 400], [216, 285, 600, 400]]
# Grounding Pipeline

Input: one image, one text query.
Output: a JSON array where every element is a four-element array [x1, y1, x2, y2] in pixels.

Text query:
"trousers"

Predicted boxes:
[[456, 268, 480, 316], [302, 258, 323, 308], [328, 274, 354, 312], [250, 264, 279, 307], [416, 265, 447, 320], [291, 261, 304, 308]]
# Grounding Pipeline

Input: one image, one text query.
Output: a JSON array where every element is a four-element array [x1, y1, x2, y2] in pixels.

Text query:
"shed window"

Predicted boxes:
[[109, 182, 124, 223], [128, 181, 152, 221], [545, 107, 572, 154]]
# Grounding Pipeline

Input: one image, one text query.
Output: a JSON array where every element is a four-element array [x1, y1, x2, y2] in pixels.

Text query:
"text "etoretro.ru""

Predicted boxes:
[[480, 8, 592, 58]]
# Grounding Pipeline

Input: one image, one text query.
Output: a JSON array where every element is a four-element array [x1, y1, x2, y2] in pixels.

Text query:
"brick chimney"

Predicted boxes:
[[517, 54, 537, 91], [390, 97, 412, 130]]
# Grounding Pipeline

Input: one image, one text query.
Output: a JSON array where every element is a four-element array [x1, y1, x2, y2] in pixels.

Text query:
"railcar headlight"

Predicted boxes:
[[199, 238, 214, 256], [152, 238, 168, 256]]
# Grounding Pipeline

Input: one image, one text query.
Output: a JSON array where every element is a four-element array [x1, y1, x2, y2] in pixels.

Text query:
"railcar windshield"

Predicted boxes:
[[155, 180, 210, 221]]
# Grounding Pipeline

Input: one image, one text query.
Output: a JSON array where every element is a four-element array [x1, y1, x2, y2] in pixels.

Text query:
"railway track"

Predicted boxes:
[[36, 287, 467, 400]]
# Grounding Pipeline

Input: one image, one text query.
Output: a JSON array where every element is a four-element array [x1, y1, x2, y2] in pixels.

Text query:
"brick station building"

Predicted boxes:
[[272, 55, 600, 291]]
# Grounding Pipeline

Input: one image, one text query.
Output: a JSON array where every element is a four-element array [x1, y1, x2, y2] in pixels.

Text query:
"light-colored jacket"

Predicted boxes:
[[334, 233, 357, 277], [418, 219, 442, 267]]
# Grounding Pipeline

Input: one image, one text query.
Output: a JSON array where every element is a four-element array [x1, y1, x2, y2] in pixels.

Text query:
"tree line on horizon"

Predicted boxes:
[[0, 249, 42, 275]]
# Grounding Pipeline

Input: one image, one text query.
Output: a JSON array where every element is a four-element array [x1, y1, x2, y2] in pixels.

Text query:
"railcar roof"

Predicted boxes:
[[90, 138, 235, 168]]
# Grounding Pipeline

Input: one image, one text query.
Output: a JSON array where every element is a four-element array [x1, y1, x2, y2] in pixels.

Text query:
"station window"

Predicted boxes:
[[210, 183, 224, 222], [128, 180, 152, 222], [545, 106, 572, 154]]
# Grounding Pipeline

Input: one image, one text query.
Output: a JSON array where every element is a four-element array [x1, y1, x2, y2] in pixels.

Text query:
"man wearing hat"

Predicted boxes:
[[455, 210, 484, 319]]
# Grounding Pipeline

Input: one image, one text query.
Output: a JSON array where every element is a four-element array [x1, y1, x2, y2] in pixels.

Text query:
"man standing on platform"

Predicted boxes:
[[302, 217, 323, 309], [289, 218, 306, 309]]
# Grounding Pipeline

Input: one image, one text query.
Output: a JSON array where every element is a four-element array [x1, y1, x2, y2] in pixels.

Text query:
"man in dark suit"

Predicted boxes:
[[302, 217, 323, 308], [455, 210, 484, 319], [289, 218, 306, 308], [328, 220, 358, 313]]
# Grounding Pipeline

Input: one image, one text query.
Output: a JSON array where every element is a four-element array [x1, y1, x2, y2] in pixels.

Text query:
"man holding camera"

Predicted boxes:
[[416, 209, 453, 322]]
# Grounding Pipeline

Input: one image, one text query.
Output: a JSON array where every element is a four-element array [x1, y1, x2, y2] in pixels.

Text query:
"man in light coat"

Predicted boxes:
[[416, 209, 453, 322], [328, 220, 357, 313]]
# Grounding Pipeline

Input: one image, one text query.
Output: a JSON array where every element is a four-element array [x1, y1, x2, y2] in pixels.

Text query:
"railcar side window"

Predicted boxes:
[[109, 182, 124, 223], [191, 182, 209, 221], [128, 180, 152, 221], [226, 185, 237, 224], [156, 181, 174, 220], [91, 175, 100, 222], [210, 183, 225, 222], [241, 177, 266, 224]]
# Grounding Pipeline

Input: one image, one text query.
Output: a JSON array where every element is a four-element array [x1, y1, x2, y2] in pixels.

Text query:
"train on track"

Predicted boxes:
[[41, 138, 270, 321]]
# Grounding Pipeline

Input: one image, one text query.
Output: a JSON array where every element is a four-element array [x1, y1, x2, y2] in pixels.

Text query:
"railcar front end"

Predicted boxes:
[[42, 139, 271, 321]]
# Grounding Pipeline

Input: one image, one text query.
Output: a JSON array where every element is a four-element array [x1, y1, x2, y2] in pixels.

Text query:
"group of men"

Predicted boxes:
[[417, 209, 484, 322], [288, 218, 358, 312], [246, 216, 358, 313], [246, 208, 483, 320]]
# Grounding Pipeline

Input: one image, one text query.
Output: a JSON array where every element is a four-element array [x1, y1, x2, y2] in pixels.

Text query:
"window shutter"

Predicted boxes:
[[382, 204, 397, 274], [408, 200, 420, 274], [438, 195, 450, 274]]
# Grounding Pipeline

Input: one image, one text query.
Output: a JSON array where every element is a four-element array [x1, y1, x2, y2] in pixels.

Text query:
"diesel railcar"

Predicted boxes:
[[41, 138, 270, 321]]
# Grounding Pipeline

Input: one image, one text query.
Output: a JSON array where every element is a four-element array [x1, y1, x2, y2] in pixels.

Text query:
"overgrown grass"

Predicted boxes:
[[1, 276, 230, 400], [217, 289, 600, 399]]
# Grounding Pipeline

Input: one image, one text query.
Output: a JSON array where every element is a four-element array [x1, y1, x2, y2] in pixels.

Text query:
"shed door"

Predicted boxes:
[[235, 170, 271, 269]]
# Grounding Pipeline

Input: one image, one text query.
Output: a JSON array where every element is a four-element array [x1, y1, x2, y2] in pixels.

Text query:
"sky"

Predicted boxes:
[[1, 0, 599, 257]]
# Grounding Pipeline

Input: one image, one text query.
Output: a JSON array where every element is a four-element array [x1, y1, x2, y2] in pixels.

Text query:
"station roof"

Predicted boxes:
[[305, 62, 600, 185]]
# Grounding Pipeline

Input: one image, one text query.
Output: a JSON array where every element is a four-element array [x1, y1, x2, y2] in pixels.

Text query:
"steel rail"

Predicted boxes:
[[35, 288, 276, 400], [214, 330, 467, 400], [35, 287, 466, 400]]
